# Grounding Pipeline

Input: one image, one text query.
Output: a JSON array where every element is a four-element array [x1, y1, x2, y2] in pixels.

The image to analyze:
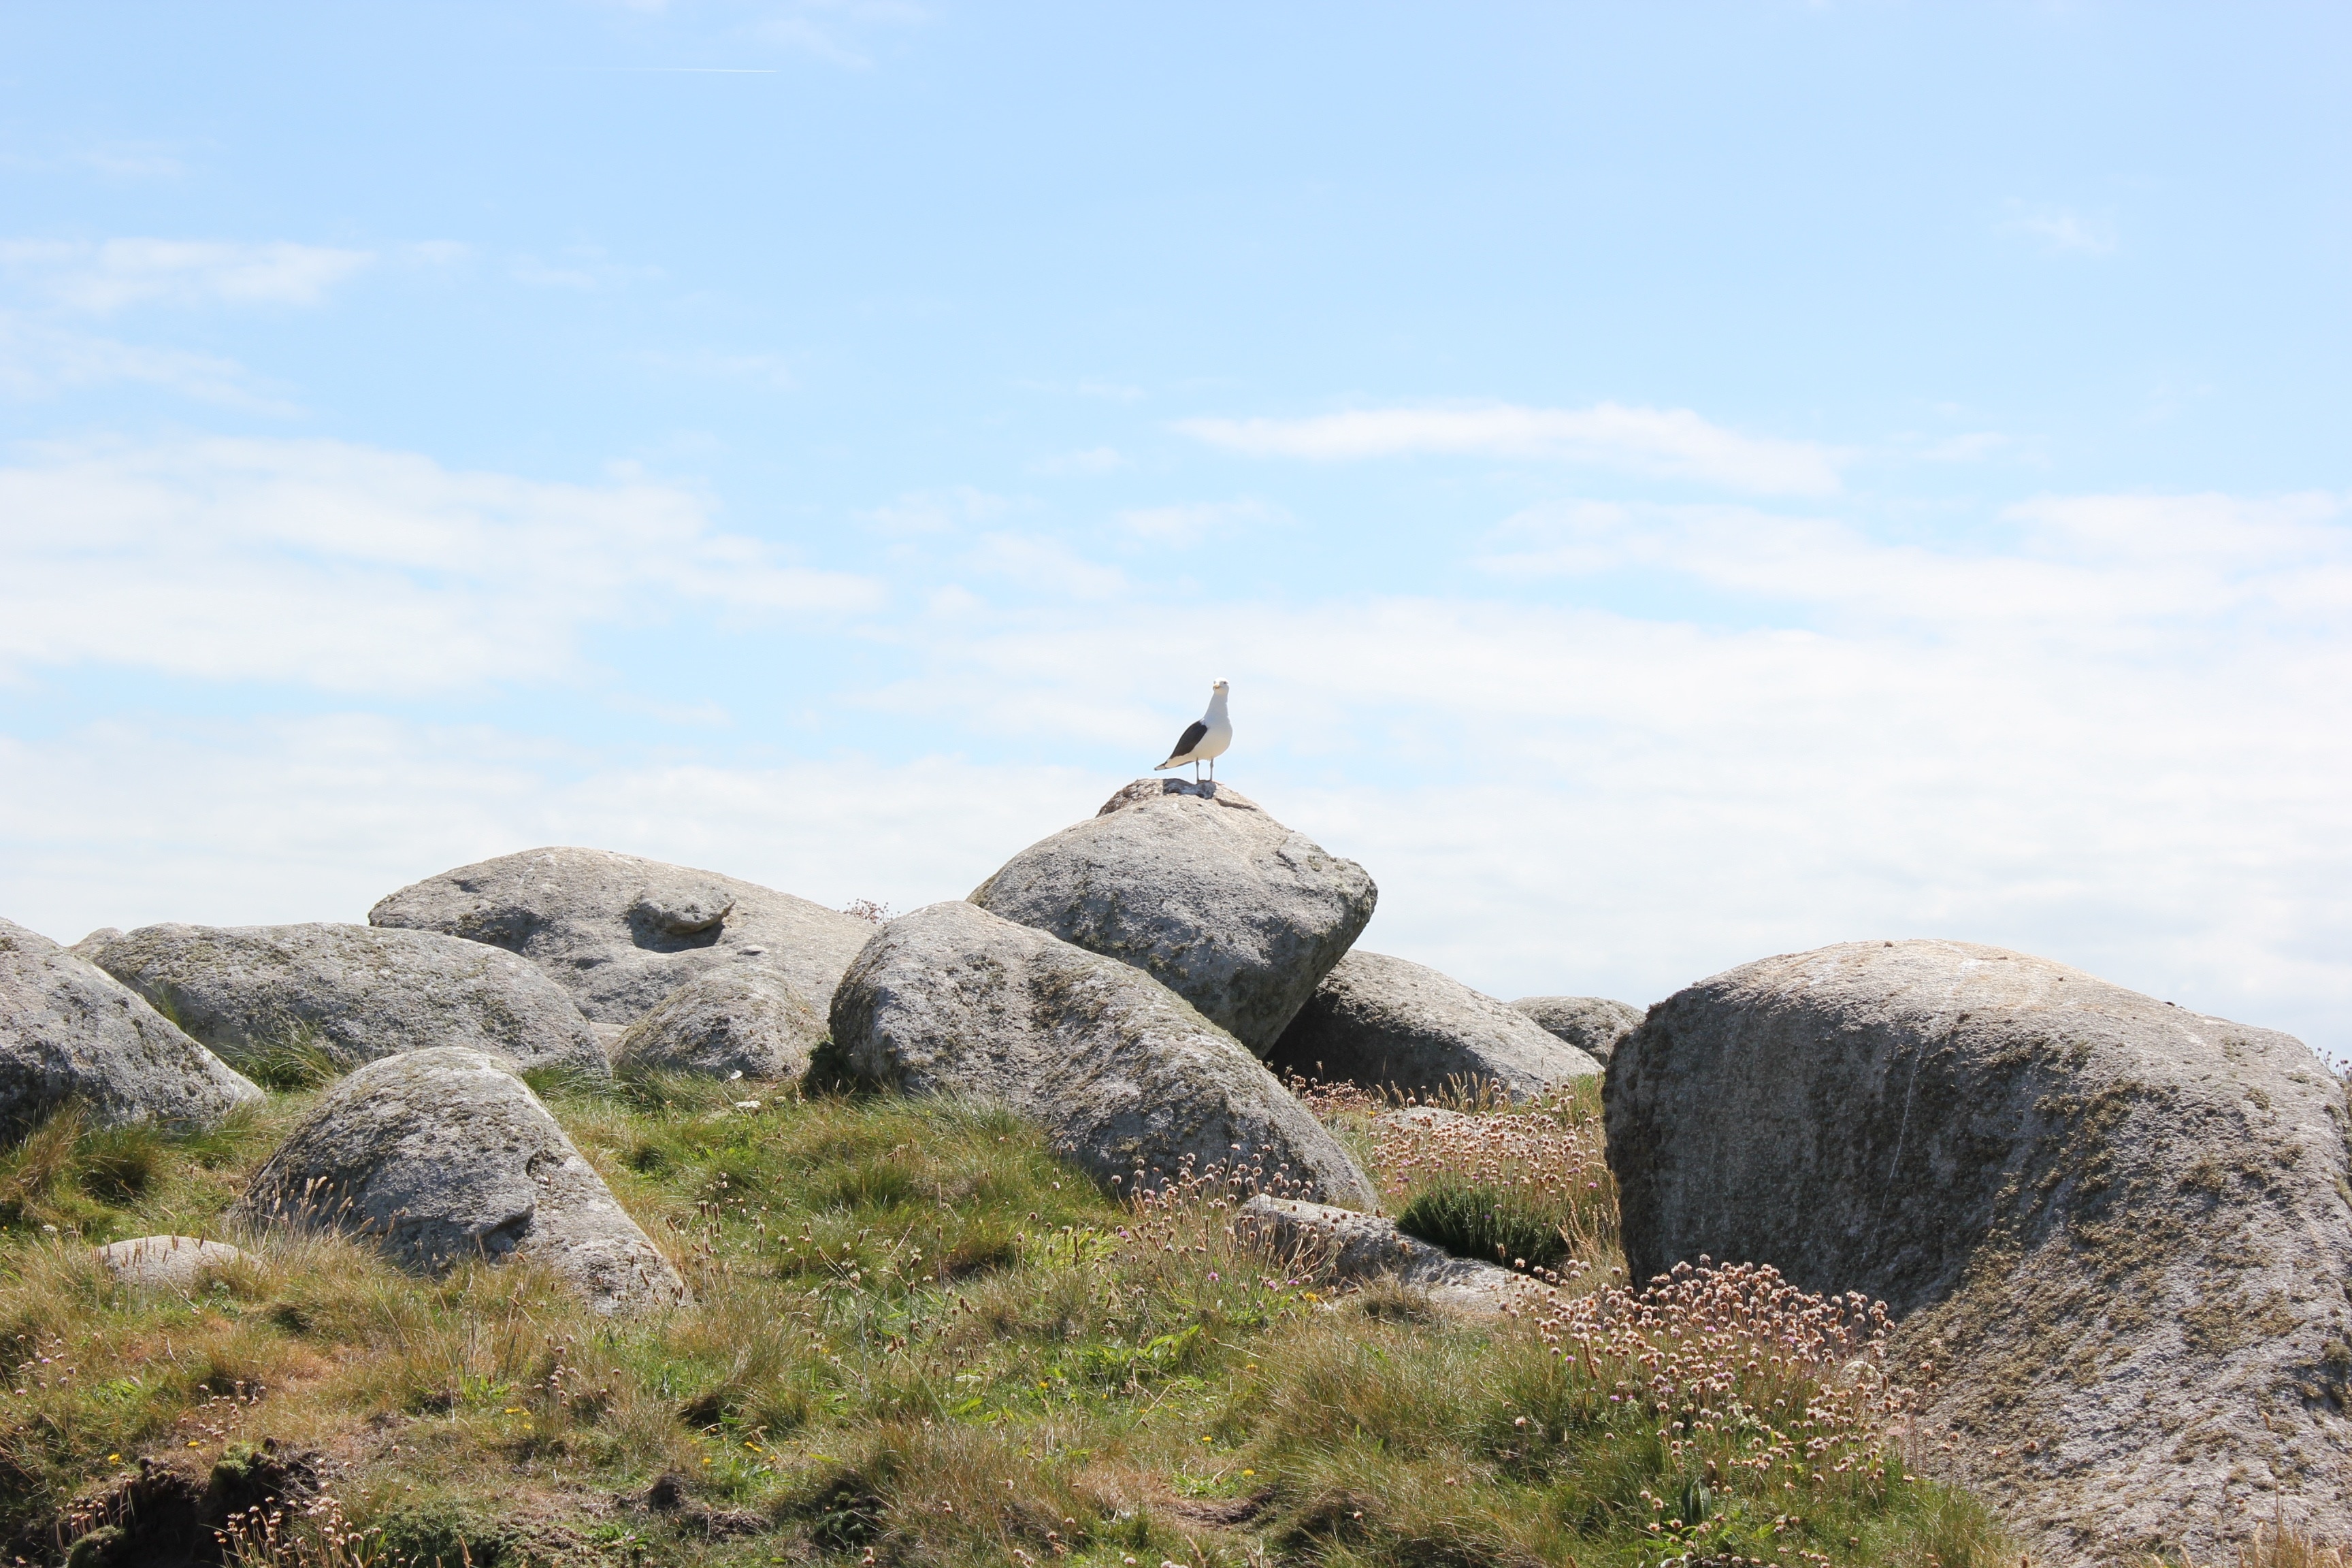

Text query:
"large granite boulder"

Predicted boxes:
[[1607, 938, 2352, 1563], [612, 967, 825, 1081], [88, 923, 606, 1078], [1267, 951, 1601, 1099], [1509, 995, 1642, 1066], [829, 901, 1376, 1208], [968, 779, 1374, 1054], [0, 917, 262, 1134], [235, 1047, 687, 1313], [369, 847, 873, 1026]]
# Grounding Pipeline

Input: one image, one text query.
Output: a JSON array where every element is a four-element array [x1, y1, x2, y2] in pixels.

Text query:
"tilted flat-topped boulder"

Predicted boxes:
[[969, 779, 1375, 1054], [89, 921, 607, 1077], [830, 900, 1377, 1208], [1268, 949, 1601, 1098], [235, 1047, 689, 1313], [369, 846, 872, 1026], [1607, 937, 2352, 1563], [1237, 1196, 1549, 1318], [0, 917, 261, 1134]]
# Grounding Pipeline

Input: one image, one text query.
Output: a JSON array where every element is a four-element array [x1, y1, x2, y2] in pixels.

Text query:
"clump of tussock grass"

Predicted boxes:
[[208, 1021, 345, 1093], [1296, 1073, 1618, 1280]]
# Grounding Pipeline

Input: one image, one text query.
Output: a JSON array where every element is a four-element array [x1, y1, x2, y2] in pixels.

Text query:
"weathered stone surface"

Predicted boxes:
[[968, 779, 1374, 1053], [612, 967, 825, 1081], [91, 923, 606, 1077], [1237, 1196, 1546, 1317], [0, 917, 261, 1134], [369, 847, 873, 1027], [1607, 938, 2352, 1564], [1267, 951, 1601, 1099], [235, 1047, 688, 1313], [93, 1236, 251, 1291], [830, 900, 1376, 1208], [69, 928, 123, 960], [1509, 995, 1644, 1067]]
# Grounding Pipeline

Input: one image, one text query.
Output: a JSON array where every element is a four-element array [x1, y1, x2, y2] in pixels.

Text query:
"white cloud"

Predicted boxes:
[[966, 533, 1128, 599], [0, 238, 374, 311], [862, 485, 1013, 537], [2006, 203, 2117, 256], [1030, 446, 1125, 476], [0, 437, 883, 693], [1176, 402, 1845, 495], [1475, 492, 2351, 640], [1117, 497, 1287, 544], [0, 312, 292, 410]]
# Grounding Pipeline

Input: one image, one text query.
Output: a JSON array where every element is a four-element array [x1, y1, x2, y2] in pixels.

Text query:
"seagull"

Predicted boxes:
[[1156, 679, 1232, 783]]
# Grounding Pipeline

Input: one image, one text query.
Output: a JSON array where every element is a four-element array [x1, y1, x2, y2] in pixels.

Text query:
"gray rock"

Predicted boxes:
[[1508, 995, 1644, 1067], [93, 1235, 251, 1291], [612, 967, 825, 1081], [829, 900, 1376, 1208], [0, 917, 262, 1134], [92, 922, 606, 1078], [69, 928, 123, 961], [235, 1047, 688, 1313], [370, 847, 873, 1027], [1606, 938, 2352, 1564], [1266, 951, 1601, 1100], [1237, 1195, 1548, 1317], [968, 779, 1375, 1053]]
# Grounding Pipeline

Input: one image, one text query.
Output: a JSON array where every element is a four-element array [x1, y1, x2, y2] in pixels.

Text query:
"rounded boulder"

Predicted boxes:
[[1267, 950, 1601, 1099], [91, 922, 606, 1078], [0, 917, 262, 1134], [612, 966, 826, 1081], [370, 846, 873, 1027], [830, 900, 1376, 1208], [235, 1047, 689, 1313], [969, 779, 1375, 1054]]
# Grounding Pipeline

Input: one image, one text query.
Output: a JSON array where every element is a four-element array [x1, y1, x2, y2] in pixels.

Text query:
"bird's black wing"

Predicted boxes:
[[1164, 719, 1209, 761]]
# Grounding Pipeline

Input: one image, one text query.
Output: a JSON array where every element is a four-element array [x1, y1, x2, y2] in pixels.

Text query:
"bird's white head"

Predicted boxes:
[[1211, 679, 1229, 694]]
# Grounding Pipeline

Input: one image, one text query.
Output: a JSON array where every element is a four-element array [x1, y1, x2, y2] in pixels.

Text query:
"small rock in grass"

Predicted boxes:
[[92, 1236, 251, 1291]]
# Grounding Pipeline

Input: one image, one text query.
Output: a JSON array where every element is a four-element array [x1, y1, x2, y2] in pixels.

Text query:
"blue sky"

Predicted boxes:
[[3, 3, 2348, 1051]]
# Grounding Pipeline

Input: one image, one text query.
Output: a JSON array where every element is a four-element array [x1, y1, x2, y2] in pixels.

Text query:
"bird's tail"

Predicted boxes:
[[1152, 758, 1179, 770]]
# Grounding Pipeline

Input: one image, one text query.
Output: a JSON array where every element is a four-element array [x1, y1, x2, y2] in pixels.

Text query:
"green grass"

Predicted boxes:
[[0, 1074, 2008, 1567]]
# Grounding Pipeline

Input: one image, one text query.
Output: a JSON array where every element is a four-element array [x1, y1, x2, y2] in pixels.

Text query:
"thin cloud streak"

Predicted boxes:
[[0, 437, 883, 693], [1177, 402, 1845, 495], [0, 238, 374, 312]]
